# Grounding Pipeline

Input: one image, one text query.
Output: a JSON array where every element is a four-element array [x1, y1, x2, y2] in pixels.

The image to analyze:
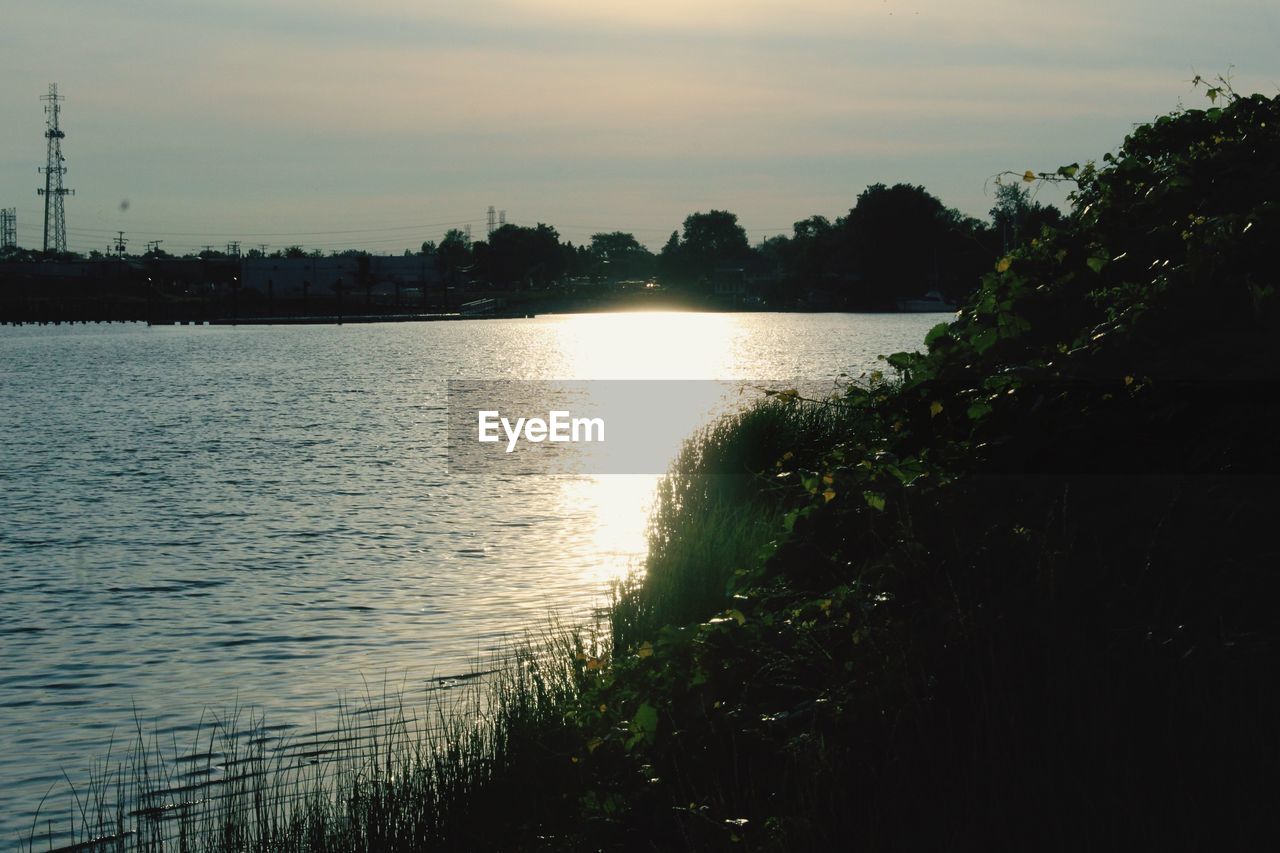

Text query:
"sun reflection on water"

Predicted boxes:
[[550, 311, 742, 379], [542, 311, 747, 589]]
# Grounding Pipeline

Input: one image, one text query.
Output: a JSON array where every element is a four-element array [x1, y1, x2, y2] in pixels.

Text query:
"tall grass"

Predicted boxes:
[[23, 627, 602, 852], [612, 394, 853, 650]]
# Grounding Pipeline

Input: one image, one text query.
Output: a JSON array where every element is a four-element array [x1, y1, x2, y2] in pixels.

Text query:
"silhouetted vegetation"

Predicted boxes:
[[4, 171, 1044, 322], [570, 83, 1280, 850], [31, 85, 1280, 852]]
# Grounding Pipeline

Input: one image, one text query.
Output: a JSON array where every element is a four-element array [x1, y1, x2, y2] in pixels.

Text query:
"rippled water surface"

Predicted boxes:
[[0, 312, 935, 844]]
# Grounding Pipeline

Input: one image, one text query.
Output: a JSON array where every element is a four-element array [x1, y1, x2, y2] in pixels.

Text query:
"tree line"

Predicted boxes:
[[423, 181, 1060, 309], [2, 181, 1060, 310]]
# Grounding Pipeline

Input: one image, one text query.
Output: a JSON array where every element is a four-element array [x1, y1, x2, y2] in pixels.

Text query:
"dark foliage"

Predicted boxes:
[[561, 89, 1280, 850]]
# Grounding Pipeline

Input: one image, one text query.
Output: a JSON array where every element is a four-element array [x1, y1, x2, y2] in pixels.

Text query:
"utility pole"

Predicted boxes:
[[146, 240, 163, 254], [0, 208, 15, 249], [114, 231, 128, 256], [37, 84, 74, 253]]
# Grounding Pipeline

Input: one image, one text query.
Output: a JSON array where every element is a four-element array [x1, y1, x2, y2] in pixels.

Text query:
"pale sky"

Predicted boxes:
[[2, 1, 1277, 254]]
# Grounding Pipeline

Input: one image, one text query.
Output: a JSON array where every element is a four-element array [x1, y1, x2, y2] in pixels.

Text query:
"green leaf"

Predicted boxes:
[[885, 351, 916, 371], [632, 703, 659, 739], [782, 505, 813, 533], [924, 323, 951, 347], [972, 328, 999, 353], [1086, 255, 1108, 274], [967, 401, 993, 420], [1057, 162, 1080, 179], [863, 492, 886, 512]]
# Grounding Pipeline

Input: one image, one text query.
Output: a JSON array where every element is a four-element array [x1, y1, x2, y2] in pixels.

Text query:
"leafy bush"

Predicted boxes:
[[574, 86, 1280, 850]]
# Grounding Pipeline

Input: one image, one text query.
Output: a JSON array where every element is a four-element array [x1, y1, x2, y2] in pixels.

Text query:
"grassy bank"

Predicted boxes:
[[35, 86, 1280, 851], [462, 84, 1279, 850]]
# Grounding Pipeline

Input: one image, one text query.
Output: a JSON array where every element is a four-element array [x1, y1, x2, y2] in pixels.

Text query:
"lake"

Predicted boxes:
[[0, 311, 937, 846]]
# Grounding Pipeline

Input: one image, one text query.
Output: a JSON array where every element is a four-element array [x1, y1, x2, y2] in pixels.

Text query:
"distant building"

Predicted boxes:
[[240, 255, 441, 299]]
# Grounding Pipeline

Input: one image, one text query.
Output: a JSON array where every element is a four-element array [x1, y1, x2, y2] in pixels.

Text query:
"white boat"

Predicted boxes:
[[895, 290, 957, 312]]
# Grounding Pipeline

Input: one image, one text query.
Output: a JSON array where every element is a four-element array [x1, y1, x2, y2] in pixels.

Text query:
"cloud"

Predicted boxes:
[[2, 0, 1277, 254]]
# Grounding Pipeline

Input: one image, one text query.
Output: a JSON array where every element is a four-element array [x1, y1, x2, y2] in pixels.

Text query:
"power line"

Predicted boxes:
[[51, 218, 481, 239]]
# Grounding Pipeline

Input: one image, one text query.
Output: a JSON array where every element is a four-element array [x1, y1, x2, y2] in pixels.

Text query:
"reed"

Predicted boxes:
[[23, 626, 601, 852]]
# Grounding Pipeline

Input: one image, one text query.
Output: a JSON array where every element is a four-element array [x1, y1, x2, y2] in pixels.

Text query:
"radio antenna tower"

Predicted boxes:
[[37, 84, 74, 254], [0, 209, 15, 250]]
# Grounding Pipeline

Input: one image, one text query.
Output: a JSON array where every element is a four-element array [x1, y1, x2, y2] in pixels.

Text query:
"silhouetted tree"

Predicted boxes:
[[478, 223, 566, 288], [435, 228, 473, 285], [666, 210, 751, 289], [589, 232, 656, 281], [842, 183, 949, 305], [658, 231, 683, 284], [989, 183, 1064, 252]]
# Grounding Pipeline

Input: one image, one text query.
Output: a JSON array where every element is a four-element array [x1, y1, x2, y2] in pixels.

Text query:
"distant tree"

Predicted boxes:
[[562, 241, 593, 279], [989, 183, 1064, 253], [670, 210, 750, 288], [0, 245, 32, 262], [436, 228, 474, 287], [657, 230, 683, 284], [783, 215, 839, 289], [843, 183, 951, 306], [283, 245, 308, 259], [479, 223, 566, 288], [754, 234, 789, 271], [589, 231, 656, 281], [420, 240, 437, 255], [763, 196, 998, 308]]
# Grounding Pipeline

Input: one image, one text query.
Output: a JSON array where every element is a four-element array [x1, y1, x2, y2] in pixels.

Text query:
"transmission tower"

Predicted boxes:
[[486, 206, 496, 237], [498, 210, 506, 227], [37, 83, 74, 253], [0, 209, 15, 249], [463, 224, 472, 244]]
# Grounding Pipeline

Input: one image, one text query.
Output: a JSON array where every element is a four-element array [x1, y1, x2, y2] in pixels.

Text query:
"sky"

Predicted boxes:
[[2, 0, 1277, 255]]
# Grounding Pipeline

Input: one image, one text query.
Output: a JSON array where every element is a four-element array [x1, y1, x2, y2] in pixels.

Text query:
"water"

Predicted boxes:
[[0, 311, 936, 845]]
